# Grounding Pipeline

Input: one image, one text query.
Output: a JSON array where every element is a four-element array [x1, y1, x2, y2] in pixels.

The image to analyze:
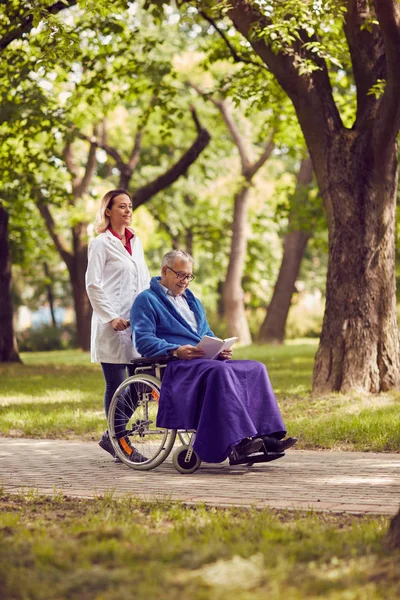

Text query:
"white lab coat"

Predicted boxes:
[[85, 229, 150, 364]]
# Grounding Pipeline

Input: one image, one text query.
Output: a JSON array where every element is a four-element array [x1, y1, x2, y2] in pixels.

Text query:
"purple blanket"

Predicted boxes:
[[157, 359, 286, 463]]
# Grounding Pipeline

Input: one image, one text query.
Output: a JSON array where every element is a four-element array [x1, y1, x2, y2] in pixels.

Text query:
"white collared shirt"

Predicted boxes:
[[159, 282, 198, 332]]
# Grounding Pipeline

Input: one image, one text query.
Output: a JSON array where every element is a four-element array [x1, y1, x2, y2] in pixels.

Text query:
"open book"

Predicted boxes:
[[196, 335, 239, 359]]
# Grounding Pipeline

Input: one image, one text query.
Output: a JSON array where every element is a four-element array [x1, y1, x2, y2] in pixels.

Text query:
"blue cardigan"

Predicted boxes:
[[130, 276, 215, 357]]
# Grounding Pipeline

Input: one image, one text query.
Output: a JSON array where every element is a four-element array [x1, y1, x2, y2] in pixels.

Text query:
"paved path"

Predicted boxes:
[[0, 438, 399, 515]]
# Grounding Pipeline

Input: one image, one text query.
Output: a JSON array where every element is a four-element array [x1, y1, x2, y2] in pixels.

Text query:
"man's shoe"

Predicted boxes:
[[98, 431, 116, 459], [237, 437, 264, 456], [262, 436, 297, 453], [229, 437, 263, 464]]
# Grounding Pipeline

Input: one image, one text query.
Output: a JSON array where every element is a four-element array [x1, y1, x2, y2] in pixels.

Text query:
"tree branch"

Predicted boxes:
[[373, 0, 400, 146], [187, 80, 251, 171], [128, 131, 142, 171], [63, 139, 80, 187], [127, 95, 156, 171], [344, 0, 385, 128], [77, 131, 125, 169], [216, 0, 342, 166], [36, 200, 73, 270], [0, 0, 78, 51], [74, 127, 98, 198], [198, 9, 269, 72], [246, 133, 275, 180], [131, 107, 210, 211]]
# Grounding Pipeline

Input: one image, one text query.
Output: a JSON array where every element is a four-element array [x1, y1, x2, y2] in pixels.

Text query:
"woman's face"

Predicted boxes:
[[106, 194, 133, 230]]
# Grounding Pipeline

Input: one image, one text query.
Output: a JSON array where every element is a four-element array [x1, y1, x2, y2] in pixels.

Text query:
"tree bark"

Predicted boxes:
[[258, 156, 313, 343], [312, 130, 400, 393], [0, 206, 21, 363]]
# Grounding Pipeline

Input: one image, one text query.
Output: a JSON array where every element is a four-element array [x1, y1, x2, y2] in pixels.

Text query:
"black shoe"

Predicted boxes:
[[99, 431, 116, 459], [262, 436, 297, 453], [229, 437, 263, 464]]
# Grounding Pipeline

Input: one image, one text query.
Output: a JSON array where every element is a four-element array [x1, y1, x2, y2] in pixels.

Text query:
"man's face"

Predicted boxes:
[[161, 259, 193, 296]]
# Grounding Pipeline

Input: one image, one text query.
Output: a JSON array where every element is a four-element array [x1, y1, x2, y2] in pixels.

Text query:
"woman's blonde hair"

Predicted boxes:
[[94, 188, 131, 234]]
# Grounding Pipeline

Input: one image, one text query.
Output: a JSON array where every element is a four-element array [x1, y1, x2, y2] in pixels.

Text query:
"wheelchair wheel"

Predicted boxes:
[[172, 445, 201, 474], [108, 374, 176, 470]]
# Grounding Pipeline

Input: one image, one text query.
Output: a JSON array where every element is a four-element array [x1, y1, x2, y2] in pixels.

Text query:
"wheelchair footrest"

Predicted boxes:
[[229, 452, 285, 466]]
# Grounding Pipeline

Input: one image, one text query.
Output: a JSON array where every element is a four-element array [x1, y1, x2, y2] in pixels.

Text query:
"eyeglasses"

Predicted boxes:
[[167, 266, 195, 282]]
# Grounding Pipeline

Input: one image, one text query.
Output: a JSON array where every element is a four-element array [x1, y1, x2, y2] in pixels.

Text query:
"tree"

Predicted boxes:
[[188, 81, 275, 344], [36, 107, 210, 350], [0, 207, 21, 361], [258, 155, 313, 343], [0, 0, 78, 362], [183, 0, 400, 393], [2, 3, 211, 350]]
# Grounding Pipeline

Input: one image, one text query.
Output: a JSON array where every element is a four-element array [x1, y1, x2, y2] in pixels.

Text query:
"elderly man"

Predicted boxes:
[[130, 250, 297, 465]]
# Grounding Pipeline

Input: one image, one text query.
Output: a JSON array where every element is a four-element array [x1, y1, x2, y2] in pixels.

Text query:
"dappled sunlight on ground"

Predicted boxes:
[[340, 393, 399, 414], [0, 391, 96, 406]]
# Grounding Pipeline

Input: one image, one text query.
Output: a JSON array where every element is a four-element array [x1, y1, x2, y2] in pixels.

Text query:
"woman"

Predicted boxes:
[[85, 188, 150, 462]]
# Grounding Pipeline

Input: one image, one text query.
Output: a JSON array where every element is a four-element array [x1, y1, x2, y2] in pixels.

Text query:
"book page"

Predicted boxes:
[[196, 335, 224, 359], [220, 337, 239, 352], [196, 335, 239, 359]]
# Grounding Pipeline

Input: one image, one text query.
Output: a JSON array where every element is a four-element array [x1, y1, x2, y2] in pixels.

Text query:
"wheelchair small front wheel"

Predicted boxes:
[[172, 445, 201, 474]]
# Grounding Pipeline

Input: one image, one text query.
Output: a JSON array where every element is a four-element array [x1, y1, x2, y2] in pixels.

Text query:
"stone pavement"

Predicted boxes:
[[0, 438, 399, 515]]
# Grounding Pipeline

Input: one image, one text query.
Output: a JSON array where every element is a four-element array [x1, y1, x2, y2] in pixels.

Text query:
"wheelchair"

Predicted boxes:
[[107, 356, 285, 474]]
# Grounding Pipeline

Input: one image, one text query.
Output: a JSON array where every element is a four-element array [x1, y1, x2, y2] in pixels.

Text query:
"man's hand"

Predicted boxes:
[[218, 349, 233, 360], [175, 345, 205, 360], [110, 317, 130, 331]]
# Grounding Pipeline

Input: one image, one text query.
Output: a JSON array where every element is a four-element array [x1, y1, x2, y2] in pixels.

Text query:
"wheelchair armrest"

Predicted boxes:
[[130, 355, 175, 367]]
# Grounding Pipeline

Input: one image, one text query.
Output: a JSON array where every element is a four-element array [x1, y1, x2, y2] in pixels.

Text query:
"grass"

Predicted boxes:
[[0, 343, 400, 451], [0, 492, 399, 600]]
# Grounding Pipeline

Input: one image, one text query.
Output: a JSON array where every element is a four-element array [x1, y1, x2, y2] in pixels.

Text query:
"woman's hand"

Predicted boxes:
[[176, 345, 205, 360], [110, 317, 130, 331], [218, 349, 233, 360]]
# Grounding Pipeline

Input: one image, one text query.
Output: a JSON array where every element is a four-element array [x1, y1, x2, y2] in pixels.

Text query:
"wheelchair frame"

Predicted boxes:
[[107, 356, 201, 473], [107, 355, 285, 474]]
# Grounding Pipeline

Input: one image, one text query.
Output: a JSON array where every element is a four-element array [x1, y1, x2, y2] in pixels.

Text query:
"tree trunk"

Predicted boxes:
[[220, 0, 400, 392], [313, 132, 400, 393], [0, 206, 21, 363], [258, 156, 313, 343], [71, 274, 92, 351], [222, 186, 252, 345], [43, 262, 57, 328], [259, 230, 311, 343], [185, 228, 193, 257], [69, 225, 91, 351]]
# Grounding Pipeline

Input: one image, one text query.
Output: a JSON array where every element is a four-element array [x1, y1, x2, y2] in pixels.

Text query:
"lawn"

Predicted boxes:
[[1, 347, 400, 600], [0, 342, 400, 451], [0, 493, 399, 600]]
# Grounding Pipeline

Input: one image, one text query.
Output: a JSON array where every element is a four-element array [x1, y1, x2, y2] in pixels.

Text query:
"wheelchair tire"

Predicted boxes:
[[172, 445, 201, 474], [108, 374, 176, 470]]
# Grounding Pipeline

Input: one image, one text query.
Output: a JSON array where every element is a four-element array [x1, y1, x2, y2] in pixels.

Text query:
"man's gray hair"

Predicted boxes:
[[161, 249, 194, 268]]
